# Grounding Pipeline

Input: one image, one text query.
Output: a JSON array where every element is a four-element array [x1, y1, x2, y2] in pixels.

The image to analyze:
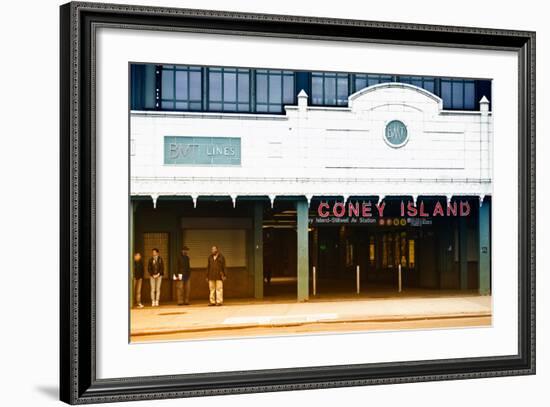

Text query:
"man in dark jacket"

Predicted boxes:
[[147, 248, 164, 307], [133, 252, 144, 308], [206, 245, 226, 306], [173, 246, 191, 305]]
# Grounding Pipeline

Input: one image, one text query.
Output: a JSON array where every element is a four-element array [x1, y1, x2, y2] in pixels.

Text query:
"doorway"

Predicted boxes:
[[263, 227, 297, 297]]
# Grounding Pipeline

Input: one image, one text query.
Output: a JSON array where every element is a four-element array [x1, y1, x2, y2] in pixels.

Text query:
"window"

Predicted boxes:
[[311, 72, 349, 106], [397, 75, 436, 94], [255, 70, 295, 113], [208, 67, 250, 112], [149, 64, 485, 113], [353, 74, 393, 92], [161, 65, 202, 110], [440, 78, 476, 110]]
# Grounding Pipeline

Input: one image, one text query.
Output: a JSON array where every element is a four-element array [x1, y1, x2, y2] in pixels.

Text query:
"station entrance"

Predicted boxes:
[[313, 224, 439, 295], [262, 200, 299, 298], [131, 196, 487, 304], [312, 196, 485, 297], [261, 196, 482, 299]]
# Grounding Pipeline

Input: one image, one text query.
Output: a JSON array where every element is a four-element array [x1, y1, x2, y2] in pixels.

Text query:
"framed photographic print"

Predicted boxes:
[[60, 1, 536, 404]]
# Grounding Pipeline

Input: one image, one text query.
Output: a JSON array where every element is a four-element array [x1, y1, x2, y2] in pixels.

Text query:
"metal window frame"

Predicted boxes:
[[207, 66, 251, 112], [150, 65, 489, 114], [159, 65, 203, 111], [440, 78, 477, 110], [255, 69, 295, 113], [311, 71, 350, 107]]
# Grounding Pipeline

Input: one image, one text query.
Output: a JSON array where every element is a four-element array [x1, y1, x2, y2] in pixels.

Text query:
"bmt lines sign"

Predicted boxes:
[[164, 136, 241, 165]]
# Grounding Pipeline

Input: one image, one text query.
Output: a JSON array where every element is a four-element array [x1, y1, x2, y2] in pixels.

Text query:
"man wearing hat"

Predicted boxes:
[[174, 246, 192, 305]]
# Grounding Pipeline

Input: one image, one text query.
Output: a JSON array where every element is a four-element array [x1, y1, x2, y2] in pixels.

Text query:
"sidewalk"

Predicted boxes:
[[130, 294, 492, 337]]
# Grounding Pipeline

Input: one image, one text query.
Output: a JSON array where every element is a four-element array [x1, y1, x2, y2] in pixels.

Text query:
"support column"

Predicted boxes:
[[437, 218, 452, 289], [129, 200, 135, 308], [459, 215, 468, 290], [296, 198, 310, 301], [253, 201, 264, 299], [479, 197, 491, 294]]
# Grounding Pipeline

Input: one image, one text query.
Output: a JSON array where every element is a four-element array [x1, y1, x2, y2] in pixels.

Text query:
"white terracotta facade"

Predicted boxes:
[[130, 83, 492, 204]]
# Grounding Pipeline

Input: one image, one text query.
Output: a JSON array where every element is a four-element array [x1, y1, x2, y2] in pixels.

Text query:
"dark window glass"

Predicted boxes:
[[161, 65, 202, 111], [354, 75, 367, 91], [353, 74, 393, 92], [397, 75, 439, 96], [256, 74, 268, 104], [441, 78, 476, 110], [208, 68, 250, 112], [283, 74, 294, 104], [312, 72, 349, 106], [189, 71, 202, 100], [367, 76, 379, 87], [324, 75, 336, 105], [224, 71, 237, 102], [424, 79, 435, 94], [209, 70, 222, 102], [238, 73, 249, 103], [152, 64, 483, 113], [161, 69, 174, 100], [255, 70, 294, 113], [464, 81, 475, 109], [452, 80, 464, 108], [441, 80, 452, 107], [269, 74, 282, 104], [311, 75, 323, 105], [161, 100, 173, 110], [337, 76, 348, 105], [175, 70, 188, 99]]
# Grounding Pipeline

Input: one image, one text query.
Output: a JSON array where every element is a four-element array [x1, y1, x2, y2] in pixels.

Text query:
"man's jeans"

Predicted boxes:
[[175, 279, 191, 304], [150, 276, 162, 303], [134, 278, 143, 305], [208, 280, 223, 305]]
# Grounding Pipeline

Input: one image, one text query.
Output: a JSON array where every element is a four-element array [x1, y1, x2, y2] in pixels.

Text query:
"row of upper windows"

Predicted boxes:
[[130, 64, 491, 113]]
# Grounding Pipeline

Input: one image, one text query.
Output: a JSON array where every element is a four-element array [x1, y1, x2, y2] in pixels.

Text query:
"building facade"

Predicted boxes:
[[130, 64, 492, 303]]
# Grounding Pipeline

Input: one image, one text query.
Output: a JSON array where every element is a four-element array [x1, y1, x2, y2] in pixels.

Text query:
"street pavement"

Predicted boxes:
[[130, 293, 492, 341]]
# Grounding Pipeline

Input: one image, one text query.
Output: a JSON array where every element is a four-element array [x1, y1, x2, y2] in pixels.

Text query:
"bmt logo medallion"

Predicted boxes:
[[384, 120, 409, 148]]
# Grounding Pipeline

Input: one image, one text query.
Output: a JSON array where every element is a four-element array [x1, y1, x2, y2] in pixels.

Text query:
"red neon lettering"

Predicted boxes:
[[333, 202, 345, 217], [460, 201, 471, 216], [433, 201, 444, 216], [318, 202, 330, 218], [348, 202, 360, 217]]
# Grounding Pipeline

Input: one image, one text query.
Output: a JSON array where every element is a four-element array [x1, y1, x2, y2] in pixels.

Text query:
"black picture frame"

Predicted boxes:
[[60, 1, 536, 404]]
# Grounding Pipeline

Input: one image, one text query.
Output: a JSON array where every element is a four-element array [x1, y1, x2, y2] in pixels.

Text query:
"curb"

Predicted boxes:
[[131, 312, 492, 337]]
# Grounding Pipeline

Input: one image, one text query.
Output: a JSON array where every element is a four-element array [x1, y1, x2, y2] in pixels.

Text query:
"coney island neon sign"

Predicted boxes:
[[317, 200, 471, 218]]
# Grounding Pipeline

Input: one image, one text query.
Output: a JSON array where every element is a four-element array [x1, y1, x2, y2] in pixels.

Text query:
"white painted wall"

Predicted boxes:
[[131, 83, 492, 199]]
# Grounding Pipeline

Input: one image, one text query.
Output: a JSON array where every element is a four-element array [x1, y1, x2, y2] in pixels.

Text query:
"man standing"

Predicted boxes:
[[133, 252, 144, 308], [174, 246, 191, 305], [147, 248, 164, 307], [206, 245, 226, 306]]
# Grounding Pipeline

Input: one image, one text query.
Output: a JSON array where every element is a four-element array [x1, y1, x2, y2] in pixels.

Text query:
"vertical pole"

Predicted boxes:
[[356, 265, 360, 294], [398, 264, 402, 293], [296, 199, 310, 301], [479, 197, 491, 295], [312, 266, 317, 296], [459, 215, 468, 290], [253, 201, 264, 299], [129, 200, 135, 308]]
